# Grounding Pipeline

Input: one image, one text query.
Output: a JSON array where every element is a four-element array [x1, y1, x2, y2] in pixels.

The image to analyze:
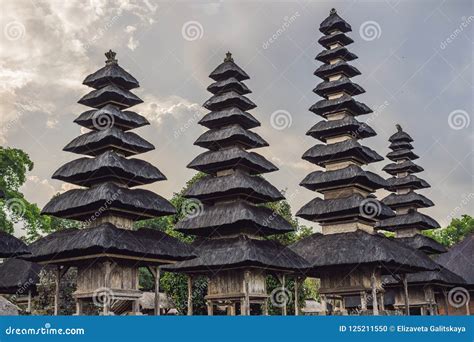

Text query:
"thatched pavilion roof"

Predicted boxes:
[[209, 56, 250, 81], [0, 259, 41, 294], [318, 31, 353, 48], [376, 211, 440, 231], [383, 265, 466, 287], [289, 231, 438, 276], [314, 61, 361, 80], [207, 77, 251, 95], [310, 94, 372, 117], [316, 46, 357, 63], [194, 124, 268, 150], [83, 54, 139, 90], [436, 233, 474, 285], [306, 116, 375, 142], [26, 223, 195, 266], [385, 175, 430, 191], [382, 192, 434, 209], [74, 104, 149, 131], [313, 77, 365, 98], [78, 83, 143, 109], [199, 108, 260, 129], [382, 160, 423, 175], [165, 235, 309, 273], [0, 231, 29, 258], [397, 234, 447, 254], [319, 8, 351, 34]]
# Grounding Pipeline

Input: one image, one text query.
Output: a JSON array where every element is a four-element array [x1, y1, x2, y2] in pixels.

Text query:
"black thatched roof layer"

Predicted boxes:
[[26, 223, 195, 265], [382, 161, 424, 175], [397, 234, 447, 254], [302, 139, 383, 166], [383, 265, 466, 286], [376, 211, 440, 231], [175, 200, 294, 237], [83, 62, 139, 90], [389, 126, 413, 143], [290, 230, 438, 275], [207, 77, 251, 95], [165, 235, 308, 273], [300, 165, 386, 192], [314, 61, 361, 80], [0, 231, 29, 258], [199, 108, 260, 129], [385, 175, 430, 191], [74, 104, 149, 131], [318, 32, 353, 48], [78, 84, 143, 109], [203, 91, 256, 111], [188, 147, 278, 175], [388, 141, 413, 151], [319, 9, 351, 34], [63, 127, 154, 157], [209, 59, 250, 82], [42, 182, 175, 221], [382, 192, 434, 209], [0, 259, 41, 294], [314, 77, 365, 98], [316, 46, 357, 63], [386, 149, 419, 161], [296, 193, 394, 222], [52, 150, 166, 187], [436, 233, 474, 284], [185, 171, 283, 204], [310, 94, 372, 117], [306, 116, 375, 142], [194, 124, 268, 150]]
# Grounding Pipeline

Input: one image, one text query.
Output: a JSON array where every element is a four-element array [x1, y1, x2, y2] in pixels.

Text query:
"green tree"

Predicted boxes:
[[424, 214, 473, 247]]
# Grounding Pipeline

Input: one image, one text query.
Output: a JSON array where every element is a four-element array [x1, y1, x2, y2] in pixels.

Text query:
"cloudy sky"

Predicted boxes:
[[1, 0, 472, 235]]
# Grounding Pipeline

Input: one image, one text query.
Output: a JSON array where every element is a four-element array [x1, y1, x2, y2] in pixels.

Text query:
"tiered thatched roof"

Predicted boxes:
[[437, 233, 474, 285], [377, 125, 440, 232], [28, 50, 195, 264], [0, 259, 42, 294], [0, 231, 29, 258], [170, 52, 306, 272]]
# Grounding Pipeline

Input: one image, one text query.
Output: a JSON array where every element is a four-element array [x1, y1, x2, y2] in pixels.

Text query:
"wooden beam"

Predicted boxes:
[[244, 271, 250, 315], [402, 274, 410, 315], [75, 299, 83, 316], [27, 289, 32, 313], [187, 276, 193, 316], [155, 267, 161, 316], [54, 266, 60, 316], [281, 274, 287, 316], [360, 291, 367, 312], [207, 301, 214, 316], [371, 270, 379, 316], [321, 294, 328, 315], [103, 261, 111, 316], [263, 299, 269, 316], [294, 278, 299, 316]]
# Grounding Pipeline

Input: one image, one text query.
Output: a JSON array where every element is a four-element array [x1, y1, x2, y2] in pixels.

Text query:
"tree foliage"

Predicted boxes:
[[424, 214, 473, 247]]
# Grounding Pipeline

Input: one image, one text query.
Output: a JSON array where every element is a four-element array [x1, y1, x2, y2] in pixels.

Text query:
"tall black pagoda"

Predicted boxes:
[[290, 9, 437, 315], [27, 51, 194, 315], [378, 125, 464, 315], [168, 52, 308, 315]]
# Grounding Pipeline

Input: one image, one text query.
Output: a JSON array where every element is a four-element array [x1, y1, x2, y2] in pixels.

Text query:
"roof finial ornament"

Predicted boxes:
[[396, 124, 403, 132], [105, 49, 118, 65], [224, 51, 233, 63], [330, 8, 337, 15]]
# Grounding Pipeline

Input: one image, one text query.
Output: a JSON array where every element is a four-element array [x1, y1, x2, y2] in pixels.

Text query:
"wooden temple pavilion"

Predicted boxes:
[[289, 9, 437, 315], [0, 258, 42, 312], [167, 52, 308, 315], [437, 233, 474, 315], [26, 50, 195, 315], [377, 125, 465, 315]]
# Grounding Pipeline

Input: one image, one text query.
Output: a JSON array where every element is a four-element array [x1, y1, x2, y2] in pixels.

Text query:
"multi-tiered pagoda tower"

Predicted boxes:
[[290, 9, 436, 315], [378, 126, 464, 315], [28, 51, 194, 315], [377, 124, 440, 235], [168, 52, 308, 315]]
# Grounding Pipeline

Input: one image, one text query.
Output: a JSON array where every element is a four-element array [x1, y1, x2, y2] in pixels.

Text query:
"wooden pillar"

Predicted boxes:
[[207, 301, 214, 316], [75, 299, 83, 315], [402, 274, 410, 315], [132, 300, 140, 315], [466, 301, 471, 315], [378, 293, 385, 313], [187, 275, 193, 316], [156, 270, 162, 316], [103, 261, 111, 316], [263, 298, 269, 316], [244, 271, 250, 315], [228, 302, 236, 316], [371, 270, 379, 316], [54, 266, 60, 316], [27, 289, 32, 313], [294, 278, 299, 316], [443, 290, 450, 316], [360, 291, 367, 312], [281, 274, 287, 316], [321, 294, 328, 315]]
